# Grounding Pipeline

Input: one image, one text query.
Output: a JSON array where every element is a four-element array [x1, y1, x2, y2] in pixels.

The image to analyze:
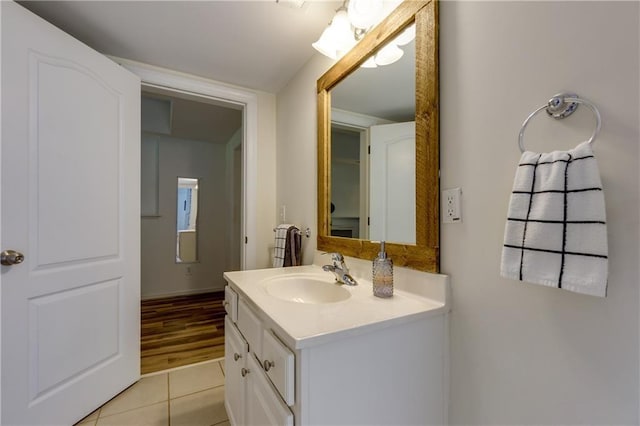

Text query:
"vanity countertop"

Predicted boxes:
[[223, 261, 449, 350]]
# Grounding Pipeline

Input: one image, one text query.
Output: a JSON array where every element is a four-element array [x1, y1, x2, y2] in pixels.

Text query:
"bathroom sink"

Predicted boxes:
[[262, 274, 351, 304]]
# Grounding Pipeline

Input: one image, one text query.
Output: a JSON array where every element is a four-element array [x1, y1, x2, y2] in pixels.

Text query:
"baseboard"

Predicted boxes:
[[141, 357, 225, 377], [141, 286, 224, 301]]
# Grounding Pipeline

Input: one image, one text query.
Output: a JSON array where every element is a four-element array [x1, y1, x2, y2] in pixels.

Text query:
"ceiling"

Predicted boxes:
[[142, 90, 243, 144], [19, 0, 414, 123], [18, 0, 341, 93]]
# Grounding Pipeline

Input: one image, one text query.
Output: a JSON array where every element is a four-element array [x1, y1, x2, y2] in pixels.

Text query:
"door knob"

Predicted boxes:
[[1, 250, 24, 266]]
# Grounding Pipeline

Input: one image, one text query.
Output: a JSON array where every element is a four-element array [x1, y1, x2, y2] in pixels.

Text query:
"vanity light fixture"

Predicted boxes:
[[312, 0, 414, 67], [312, 5, 355, 60]]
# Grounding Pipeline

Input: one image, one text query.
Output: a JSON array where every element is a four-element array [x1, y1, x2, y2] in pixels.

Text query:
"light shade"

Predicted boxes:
[[312, 8, 356, 60], [312, 25, 339, 59], [312, 1, 408, 66], [347, 0, 383, 30], [394, 23, 415, 46], [360, 56, 378, 68], [374, 42, 403, 66]]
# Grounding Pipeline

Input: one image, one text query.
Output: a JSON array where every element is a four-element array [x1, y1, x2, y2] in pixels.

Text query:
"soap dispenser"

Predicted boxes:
[[372, 241, 393, 298]]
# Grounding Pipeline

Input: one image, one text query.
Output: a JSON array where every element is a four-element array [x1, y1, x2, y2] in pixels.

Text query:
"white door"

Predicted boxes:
[[369, 121, 416, 244], [1, 3, 140, 425]]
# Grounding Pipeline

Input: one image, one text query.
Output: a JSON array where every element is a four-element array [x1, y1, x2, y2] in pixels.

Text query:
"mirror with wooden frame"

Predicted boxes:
[[317, 0, 439, 272]]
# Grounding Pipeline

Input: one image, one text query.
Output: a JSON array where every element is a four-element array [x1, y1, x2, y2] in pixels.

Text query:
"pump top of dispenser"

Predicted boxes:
[[377, 241, 387, 259]]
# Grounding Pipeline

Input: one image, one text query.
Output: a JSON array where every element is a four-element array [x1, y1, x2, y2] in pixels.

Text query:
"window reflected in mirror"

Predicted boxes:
[[176, 177, 199, 263]]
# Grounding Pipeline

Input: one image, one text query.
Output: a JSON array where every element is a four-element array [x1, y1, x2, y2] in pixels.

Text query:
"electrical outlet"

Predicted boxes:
[[442, 188, 462, 223]]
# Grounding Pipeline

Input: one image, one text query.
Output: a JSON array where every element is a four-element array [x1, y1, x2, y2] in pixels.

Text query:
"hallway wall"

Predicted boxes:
[[141, 133, 228, 299]]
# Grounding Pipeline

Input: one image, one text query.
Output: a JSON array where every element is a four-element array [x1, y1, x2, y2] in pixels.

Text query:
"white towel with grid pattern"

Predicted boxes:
[[273, 224, 294, 268], [500, 141, 608, 297]]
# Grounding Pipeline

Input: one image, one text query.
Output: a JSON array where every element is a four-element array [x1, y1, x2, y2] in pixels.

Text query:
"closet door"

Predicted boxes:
[[1, 2, 140, 424]]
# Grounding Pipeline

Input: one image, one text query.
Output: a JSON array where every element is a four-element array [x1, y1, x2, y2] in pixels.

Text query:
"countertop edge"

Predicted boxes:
[[224, 264, 450, 350]]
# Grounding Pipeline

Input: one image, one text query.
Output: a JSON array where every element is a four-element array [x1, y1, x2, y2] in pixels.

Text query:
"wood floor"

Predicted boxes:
[[141, 291, 226, 375]]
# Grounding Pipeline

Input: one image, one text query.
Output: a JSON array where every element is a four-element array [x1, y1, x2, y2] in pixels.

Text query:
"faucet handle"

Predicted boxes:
[[329, 253, 348, 274], [322, 252, 344, 262]]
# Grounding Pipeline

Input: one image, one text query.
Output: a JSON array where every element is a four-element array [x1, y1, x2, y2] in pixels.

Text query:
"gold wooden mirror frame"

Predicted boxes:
[[317, 0, 439, 272]]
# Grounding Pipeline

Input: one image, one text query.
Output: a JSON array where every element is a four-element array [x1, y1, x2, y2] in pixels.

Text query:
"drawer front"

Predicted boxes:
[[225, 316, 248, 367], [237, 298, 262, 359], [262, 329, 295, 406], [224, 285, 238, 322]]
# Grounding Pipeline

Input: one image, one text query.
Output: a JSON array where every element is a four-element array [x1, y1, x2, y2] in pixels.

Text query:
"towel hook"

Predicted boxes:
[[518, 92, 602, 153]]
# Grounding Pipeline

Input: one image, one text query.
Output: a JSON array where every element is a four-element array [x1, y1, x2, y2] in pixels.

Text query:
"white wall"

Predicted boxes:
[[277, 1, 640, 423], [277, 53, 334, 265], [257, 92, 278, 268], [141, 133, 228, 299], [440, 2, 639, 423]]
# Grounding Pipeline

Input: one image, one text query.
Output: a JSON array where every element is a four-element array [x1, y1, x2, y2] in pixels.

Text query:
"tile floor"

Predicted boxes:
[[76, 359, 228, 426]]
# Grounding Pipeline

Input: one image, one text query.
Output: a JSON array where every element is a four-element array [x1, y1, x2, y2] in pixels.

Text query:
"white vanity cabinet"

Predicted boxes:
[[224, 286, 294, 426], [224, 273, 448, 426]]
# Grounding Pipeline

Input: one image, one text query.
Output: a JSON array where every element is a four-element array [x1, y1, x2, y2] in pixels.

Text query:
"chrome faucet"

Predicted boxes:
[[322, 253, 357, 286]]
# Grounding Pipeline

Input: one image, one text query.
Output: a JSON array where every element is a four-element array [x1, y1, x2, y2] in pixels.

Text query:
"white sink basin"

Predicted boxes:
[[263, 274, 351, 304]]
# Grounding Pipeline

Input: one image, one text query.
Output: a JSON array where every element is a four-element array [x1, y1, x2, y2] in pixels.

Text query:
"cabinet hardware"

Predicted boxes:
[[234, 353, 242, 361], [241, 368, 250, 377], [263, 360, 275, 372]]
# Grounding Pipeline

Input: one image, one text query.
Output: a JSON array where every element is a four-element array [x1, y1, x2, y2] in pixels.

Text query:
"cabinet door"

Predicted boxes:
[[246, 355, 293, 426], [262, 329, 295, 406], [224, 316, 248, 426]]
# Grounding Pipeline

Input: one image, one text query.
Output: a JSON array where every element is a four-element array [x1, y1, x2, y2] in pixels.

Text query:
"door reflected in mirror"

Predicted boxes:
[[330, 37, 415, 245], [176, 177, 199, 263]]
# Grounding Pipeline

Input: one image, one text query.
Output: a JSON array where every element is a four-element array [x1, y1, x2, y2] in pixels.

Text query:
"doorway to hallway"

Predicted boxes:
[[139, 87, 245, 372]]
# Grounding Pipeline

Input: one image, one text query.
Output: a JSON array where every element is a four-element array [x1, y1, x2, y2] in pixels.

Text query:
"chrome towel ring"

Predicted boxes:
[[518, 92, 602, 153]]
